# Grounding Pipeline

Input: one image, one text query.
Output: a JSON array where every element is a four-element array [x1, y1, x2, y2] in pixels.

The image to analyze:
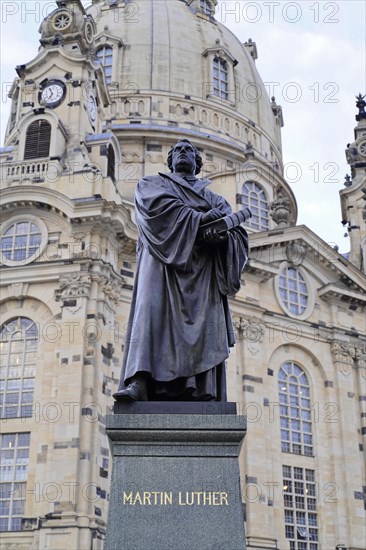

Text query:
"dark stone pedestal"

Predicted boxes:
[[105, 404, 246, 550]]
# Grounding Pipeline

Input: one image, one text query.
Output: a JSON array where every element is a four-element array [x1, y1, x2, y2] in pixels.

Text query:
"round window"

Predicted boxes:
[[0, 217, 47, 266], [85, 22, 94, 43], [52, 11, 72, 32]]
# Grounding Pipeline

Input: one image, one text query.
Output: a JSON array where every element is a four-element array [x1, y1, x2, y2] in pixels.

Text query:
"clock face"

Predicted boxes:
[[40, 81, 65, 107], [88, 95, 97, 122]]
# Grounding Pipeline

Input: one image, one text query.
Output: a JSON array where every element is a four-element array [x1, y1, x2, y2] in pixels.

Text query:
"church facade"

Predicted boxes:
[[0, 1, 365, 549]]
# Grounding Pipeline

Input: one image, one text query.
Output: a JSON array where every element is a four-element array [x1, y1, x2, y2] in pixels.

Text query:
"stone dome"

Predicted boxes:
[[87, 0, 283, 164], [85, 0, 296, 226]]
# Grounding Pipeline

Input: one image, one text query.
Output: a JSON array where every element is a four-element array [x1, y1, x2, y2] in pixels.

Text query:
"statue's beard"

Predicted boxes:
[[175, 159, 195, 174]]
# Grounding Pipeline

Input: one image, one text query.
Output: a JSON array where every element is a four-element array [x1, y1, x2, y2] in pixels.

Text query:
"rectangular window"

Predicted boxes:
[[96, 46, 113, 85], [0, 433, 30, 531], [283, 465, 318, 550], [200, 0, 214, 16], [146, 144, 162, 152], [213, 58, 228, 100]]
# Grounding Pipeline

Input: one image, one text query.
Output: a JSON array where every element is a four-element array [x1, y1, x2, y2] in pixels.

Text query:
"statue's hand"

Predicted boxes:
[[200, 208, 223, 225], [201, 227, 228, 243]]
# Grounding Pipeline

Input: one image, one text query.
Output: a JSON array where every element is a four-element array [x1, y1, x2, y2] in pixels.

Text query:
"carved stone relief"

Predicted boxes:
[[330, 340, 355, 377], [55, 273, 92, 301], [100, 276, 125, 304], [233, 315, 265, 345], [355, 347, 366, 380]]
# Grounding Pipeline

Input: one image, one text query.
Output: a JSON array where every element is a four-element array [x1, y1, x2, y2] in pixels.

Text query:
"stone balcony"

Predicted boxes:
[[1, 158, 64, 186]]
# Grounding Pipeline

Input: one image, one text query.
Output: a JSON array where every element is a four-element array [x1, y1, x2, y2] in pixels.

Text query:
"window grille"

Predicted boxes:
[[279, 362, 313, 456], [0, 318, 38, 419], [96, 46, 113, 84], [279, 267, 308, 315], [213, 58, 228, 100], [0, 432, 30, 531], [283, 465, 318, 550], [1, 221, 42, 263], [238, 181, 269, 230], [200, 0, 214, 16]]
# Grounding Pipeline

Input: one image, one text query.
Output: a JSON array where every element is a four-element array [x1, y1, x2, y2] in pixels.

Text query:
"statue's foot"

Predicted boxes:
[[113, 380, 147, 402]]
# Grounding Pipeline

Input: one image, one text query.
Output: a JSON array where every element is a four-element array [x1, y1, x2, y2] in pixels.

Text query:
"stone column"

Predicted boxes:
[[329, 340, 359, 546], [355, 347, 366, 445]]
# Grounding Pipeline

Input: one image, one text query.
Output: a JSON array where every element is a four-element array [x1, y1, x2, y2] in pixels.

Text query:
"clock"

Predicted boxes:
[[88, 94, 97, 122], [40, 80, 66, 108]]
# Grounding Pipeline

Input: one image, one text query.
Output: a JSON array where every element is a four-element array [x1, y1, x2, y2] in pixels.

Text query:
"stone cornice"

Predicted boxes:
[[249, 226, 366, 291], [0, 188, 138, 243], [94, 31, 124, 49], [71, 199, 137, 242], [202, 45, 238, 65], [0, 262, 73, 286], [318, 283, 366, 306], [230, 298, 366, 348], [244, 259, 278, 282], [16, 44, 101, 77], [0, 258, 120, 288]]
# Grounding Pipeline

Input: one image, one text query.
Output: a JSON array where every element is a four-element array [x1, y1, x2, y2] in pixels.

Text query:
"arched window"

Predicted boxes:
[[107, 145, 116, 182], [279, 267, 308, 316], [279, 362, 313, 456], [24, 120, 51, 160], [213, 58, 228, 100], [0, 318, 38, 419], [239, 182, 269, 230], [280, 363, 317, 547], [96, 46, 113, 84]]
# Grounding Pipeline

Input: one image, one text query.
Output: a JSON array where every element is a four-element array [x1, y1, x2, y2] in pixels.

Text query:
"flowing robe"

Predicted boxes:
[[117, 172, 249, 400]]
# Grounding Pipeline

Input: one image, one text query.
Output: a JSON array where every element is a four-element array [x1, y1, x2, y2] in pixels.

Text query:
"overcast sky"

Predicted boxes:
[[1, 0, 365, 252]]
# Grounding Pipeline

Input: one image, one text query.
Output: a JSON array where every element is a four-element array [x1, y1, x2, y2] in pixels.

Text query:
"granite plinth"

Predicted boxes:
[[113, 401, 237, 415], [105, 406, 246, 550]]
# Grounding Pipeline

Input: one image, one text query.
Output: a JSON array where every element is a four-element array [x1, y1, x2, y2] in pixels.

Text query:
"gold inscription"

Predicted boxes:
[[178, 492, 228, 506], [122, 491, 229, 506], [123, 491, 173, 506]]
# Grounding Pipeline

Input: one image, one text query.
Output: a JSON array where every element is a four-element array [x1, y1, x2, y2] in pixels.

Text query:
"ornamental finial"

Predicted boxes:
[[355, 93, 366, 121]]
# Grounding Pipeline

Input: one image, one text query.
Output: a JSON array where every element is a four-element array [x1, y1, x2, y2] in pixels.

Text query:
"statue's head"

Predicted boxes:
[[167, 139, 203, 176]]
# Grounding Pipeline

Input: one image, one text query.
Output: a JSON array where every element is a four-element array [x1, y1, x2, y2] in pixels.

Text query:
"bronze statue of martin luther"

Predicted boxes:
[[114, 139, 249, 402]]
